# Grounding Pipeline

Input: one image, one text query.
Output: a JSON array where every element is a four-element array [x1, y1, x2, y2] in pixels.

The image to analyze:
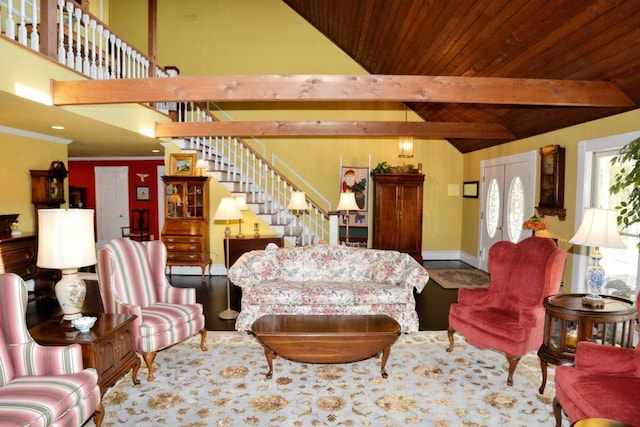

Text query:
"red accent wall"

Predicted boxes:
[[68, 159, 164, 239]]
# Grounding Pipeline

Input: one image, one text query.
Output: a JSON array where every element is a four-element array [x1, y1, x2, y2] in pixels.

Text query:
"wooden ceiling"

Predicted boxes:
[[282, 0, 640, 153]]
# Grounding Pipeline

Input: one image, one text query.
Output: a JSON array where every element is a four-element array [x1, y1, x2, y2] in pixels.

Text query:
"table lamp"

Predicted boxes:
[[214, 197, 242, 320], [522, 215, 546, 236], [336, 192, 360, 244], [234, 196, 249, 238], [569, 208, 626, 308], [287, 191, 308, 246], [36, 208, 97, 321]]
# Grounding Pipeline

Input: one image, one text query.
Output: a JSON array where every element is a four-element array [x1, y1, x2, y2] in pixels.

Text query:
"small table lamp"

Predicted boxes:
[[36, 209, 97, 321], [287, 191, 308, 246], [336, 192, 360, 245], [569, 208, 626, 308], [522, 215, 546, 236], [234, 196, 249, 238], [214, 197, 242, 320]]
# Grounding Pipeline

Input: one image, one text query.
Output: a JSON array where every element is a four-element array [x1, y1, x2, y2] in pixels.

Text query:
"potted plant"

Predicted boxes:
[[610, 136, 640, 248]]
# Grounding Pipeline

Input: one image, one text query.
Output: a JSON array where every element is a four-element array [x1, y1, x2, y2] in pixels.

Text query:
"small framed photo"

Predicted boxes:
[[169, 153, 197, 176], [136, 186, 150, 201], [463, 181, 479, 198]]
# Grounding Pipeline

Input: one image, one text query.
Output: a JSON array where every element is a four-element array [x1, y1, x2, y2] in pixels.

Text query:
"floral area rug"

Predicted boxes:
[[428, 268, 491, 289], [101, 331, 557, 426]]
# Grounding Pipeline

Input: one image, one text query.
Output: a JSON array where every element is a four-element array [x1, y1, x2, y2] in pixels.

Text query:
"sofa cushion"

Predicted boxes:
[[352, 282, 408, 305], [140, 302, 203, 335], [0, 371, 98, 427], [243, 281, 304, 305]]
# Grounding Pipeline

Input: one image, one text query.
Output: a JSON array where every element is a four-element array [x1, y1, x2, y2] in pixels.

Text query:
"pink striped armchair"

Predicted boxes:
[[0, 273, 103, 427], [96, 238, 207, 381]]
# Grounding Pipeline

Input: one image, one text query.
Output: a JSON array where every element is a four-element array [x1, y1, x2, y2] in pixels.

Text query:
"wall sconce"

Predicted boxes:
[[398, 136, 414, 158], [287, 191, 308, 246]]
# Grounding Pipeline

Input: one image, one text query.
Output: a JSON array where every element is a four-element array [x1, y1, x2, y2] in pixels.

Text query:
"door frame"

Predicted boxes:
[[95, 166, 129, 247]]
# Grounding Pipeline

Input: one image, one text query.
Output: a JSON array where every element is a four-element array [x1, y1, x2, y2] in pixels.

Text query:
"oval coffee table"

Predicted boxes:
[[251, 314, 401, 379]]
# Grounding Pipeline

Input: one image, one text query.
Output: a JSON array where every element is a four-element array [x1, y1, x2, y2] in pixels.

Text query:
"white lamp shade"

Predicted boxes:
[[287, 191, 308, 211], [569, 208, 626, 249], [234, 196, 248, 211], [336, 192, 359, 211], [214, 197, 243, 220], [37, 209, 97, 269]]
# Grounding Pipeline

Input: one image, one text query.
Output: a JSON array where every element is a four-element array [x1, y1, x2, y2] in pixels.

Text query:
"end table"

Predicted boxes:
[[537, 293, 636, 394], [30, 313, 141, 394]]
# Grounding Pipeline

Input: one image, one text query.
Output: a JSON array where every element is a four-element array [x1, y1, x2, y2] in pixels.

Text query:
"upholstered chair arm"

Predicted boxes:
[[574, 341, 640, 377], [517, 306, 545, 328], [114, 300, 144, 331], [162, 282, 196, 304], [11, 341, 85, 376], [457, 287, 491, 305]]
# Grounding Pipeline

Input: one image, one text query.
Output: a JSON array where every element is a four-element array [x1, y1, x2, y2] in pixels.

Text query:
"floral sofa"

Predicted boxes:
[[227, 244, 430, 332]]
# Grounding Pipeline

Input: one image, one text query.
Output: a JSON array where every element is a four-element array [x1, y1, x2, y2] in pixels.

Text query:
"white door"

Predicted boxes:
[[95, 166, 129, 247], [478, 152, 536, 271]]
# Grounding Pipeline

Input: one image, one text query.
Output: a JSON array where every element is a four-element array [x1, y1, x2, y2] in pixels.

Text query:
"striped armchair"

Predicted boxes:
[[96, 238, 207, 381], [0, 273, 103, 427]]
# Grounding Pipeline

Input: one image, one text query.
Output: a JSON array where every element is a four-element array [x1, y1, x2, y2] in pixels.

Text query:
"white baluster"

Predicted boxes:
[[82, 14, 90, 75], [18, 0, 27, 45], [126, 45, 132, 78], [142, 57, 149, 78], [74, 7, 82, 72], [121, 42, 128, 78], [89, 20, 97, 78], [66, 2, 74, 69], [96, 24, 104, 79], [57, 0, 65, 63], [135, 52, 142, 78], [6, 0, 16, 40], [107, 31, 115, 79], [30, 0, 39, 50], [115, 38, 121, 78]]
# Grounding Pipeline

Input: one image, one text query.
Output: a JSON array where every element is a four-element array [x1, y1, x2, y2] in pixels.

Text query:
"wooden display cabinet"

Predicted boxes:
[[161, 175, 211, 281], [372, 174, 424, 263]]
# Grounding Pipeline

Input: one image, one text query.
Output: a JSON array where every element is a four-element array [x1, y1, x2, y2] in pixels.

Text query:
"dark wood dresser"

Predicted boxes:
[[227, 236, 284, 267], [0, 232, 38, 281]]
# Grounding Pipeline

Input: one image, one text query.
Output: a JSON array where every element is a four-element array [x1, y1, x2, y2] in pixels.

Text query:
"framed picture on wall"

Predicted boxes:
[[463, 181, 479, 198], [169, 153, 197, 176], [136, 186, 150, 201]]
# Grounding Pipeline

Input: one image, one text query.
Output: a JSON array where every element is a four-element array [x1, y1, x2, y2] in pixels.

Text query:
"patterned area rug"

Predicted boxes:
[[101, 331, 557, 426], [429, 268, 491, 289]]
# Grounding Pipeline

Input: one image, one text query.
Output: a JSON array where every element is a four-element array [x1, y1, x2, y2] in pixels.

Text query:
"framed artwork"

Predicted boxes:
[[169, 153, 197, 176], [136, 186, 150, 201], [463, 181, 479, 198]]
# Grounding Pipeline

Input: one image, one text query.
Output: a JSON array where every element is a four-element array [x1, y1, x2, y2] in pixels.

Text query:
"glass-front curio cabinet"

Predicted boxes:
[[161, 176, 211, 281]]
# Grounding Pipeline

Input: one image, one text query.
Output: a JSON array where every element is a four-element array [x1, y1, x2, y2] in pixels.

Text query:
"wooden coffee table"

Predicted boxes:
[[251, 314, 401, 379]]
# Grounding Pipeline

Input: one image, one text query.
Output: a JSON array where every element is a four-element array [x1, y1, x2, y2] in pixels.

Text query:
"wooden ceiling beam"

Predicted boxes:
[[51, 74, 634, 107], [155, 120, 515, 139]]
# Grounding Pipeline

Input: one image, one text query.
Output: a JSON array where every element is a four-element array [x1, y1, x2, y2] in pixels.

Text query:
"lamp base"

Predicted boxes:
[[582, 294, 604, 309], [236, 233, 245, 239], [219, 308, 239, 320], [55, 269, 86, 321]]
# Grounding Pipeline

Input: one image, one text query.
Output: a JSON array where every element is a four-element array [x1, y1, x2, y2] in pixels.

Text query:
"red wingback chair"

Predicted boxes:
[[553, 339, 640, 426], [447, 237, 566, 386], [96, 238, 207, 381], [0, 273, 103, 427]]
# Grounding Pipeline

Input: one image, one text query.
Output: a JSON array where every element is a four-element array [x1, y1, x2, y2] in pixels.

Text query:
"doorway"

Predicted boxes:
[[478, 151, 536, 271], [95, 166, 129, 247]]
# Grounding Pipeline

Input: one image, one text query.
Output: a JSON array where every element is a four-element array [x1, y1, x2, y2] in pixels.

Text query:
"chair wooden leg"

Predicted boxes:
[[141, 351, 157, 381], [93, 402, 104, 427], [553, 397, 564, 427], [505, 354, 520, 386], [199, 328, 208, 351], [446, 328, 455, 352]]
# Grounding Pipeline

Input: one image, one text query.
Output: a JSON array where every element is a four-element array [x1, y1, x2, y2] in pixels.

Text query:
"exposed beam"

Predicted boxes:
[[52, 75, 634, 107], [155, 120, 515, 139]]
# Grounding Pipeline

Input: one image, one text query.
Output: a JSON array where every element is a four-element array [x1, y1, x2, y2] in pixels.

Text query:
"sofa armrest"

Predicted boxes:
[[12, 341, 85, 376], [400, 259, 430, 293], [457, 287, 491, 305], [574, 341, 640, 377]]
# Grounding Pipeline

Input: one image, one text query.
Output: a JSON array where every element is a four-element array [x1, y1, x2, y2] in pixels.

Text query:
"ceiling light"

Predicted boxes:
[[51, 125, 65, 130]]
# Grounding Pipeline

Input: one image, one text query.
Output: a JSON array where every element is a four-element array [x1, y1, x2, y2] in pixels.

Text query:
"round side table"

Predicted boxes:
[[537, 293, 636, 394], [572, 418, 634, 427]]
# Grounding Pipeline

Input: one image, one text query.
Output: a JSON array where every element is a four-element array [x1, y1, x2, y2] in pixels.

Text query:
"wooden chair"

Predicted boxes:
[[121, 208, 151, 241], [446, 237, 566, 386]]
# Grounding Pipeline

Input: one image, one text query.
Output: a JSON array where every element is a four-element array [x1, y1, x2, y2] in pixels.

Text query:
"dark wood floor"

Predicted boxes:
[[25, 260, 471, 331]]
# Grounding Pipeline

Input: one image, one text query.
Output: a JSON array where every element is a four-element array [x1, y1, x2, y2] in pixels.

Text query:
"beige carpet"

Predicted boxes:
[[100, 331, 558, 426], [429, 268, 491, 289]]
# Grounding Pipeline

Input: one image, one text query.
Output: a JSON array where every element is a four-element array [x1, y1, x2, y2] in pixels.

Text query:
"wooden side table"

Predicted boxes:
[[30, 313, 141, 394], [537, 293, 636, 394]]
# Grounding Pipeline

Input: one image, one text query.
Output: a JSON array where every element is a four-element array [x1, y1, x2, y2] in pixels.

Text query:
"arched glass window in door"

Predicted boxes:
[[507, 177, 524, 242], [486, 178, 500, 238]]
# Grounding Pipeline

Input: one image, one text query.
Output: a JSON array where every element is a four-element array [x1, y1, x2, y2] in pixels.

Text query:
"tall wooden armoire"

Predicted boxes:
[[372, 173, 424, 263]]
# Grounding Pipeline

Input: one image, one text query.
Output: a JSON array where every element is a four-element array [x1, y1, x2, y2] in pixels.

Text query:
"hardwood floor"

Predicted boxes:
[[26, 260, 471, 331]]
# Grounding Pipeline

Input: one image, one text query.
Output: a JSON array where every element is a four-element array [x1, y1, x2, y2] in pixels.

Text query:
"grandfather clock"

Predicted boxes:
[[30, 161, 68, 229]]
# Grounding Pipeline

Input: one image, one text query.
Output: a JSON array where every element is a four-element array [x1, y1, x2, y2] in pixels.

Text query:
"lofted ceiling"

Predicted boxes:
[[282, 0, 640, 153]]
